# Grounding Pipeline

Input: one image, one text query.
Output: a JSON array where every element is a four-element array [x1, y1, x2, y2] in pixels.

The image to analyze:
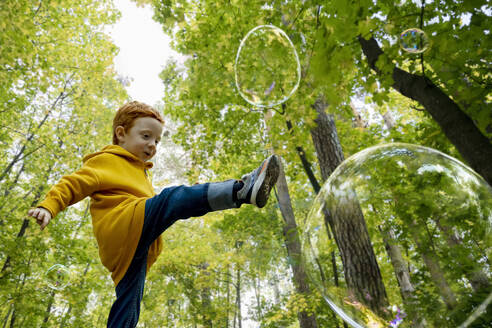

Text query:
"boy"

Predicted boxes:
[[27, 101, 280, 327]]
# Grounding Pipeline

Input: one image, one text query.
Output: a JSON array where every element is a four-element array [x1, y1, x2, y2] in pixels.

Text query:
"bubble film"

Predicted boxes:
[[235, 25, 300, 108], [399, 28, 429, 54], [45, 264, 70, 290], [301, 143, 491, 327]]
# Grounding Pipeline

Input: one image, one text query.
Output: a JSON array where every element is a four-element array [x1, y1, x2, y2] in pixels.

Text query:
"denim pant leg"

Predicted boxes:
[[141, 181, 238, 247], [142, 183, 213, 246], [107, 247, 147, 328], [107, 182, 235, 327]]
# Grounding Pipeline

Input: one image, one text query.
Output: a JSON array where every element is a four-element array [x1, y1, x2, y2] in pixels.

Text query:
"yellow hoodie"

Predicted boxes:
[[38, 145, 163, 286]]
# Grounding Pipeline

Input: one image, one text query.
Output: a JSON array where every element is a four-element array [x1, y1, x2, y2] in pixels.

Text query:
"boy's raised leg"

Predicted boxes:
[[143, 154, 280, 244], [107, 155, 280, 327]]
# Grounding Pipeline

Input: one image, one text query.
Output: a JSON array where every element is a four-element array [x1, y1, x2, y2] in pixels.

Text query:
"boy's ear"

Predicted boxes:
[[115, 126, 126, 143]]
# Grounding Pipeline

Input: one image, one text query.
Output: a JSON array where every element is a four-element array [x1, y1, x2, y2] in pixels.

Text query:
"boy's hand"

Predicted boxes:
[[28, 207, 52, 230]]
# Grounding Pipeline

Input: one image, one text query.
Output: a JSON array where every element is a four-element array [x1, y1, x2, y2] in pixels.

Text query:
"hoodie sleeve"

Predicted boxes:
[[38, 157, 101, 218]]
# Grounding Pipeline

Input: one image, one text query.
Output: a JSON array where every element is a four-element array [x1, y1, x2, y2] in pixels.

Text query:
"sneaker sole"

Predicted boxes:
[[251, 155, 280, 208]]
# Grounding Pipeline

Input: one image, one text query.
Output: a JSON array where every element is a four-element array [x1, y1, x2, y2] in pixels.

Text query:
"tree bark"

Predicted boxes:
[[41, 290, 56, 327], [379, 227, 415, 300], [59, 305, 72, 328], [379, 227, 426, 328], [267, 110, 318, 328], [350, 102, 367, 128], [2, 304, 13, 328], [434, 219, 491, 292], [7, 309, 14, 328], [226, 265, 230, 328], [199, 262, 213, 328], [285, 120, 321, 193], [382, 110, 396, 130], [275, 163, 319, 328], [271, 272, 281, 304], [286, 113, 344, 328], [378, 107, 426, 327], [310, 99, 389, 316], [310, 100, 345, 178], [235, 264, 242, 328], [254, 275, 263, 322], [358, 36, 492, 186], [379, 106, 458, 311], [408, 219, 457, 309]]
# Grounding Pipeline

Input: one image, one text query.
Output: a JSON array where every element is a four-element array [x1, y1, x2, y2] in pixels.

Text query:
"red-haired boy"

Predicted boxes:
[[27, 101, 280, 327]]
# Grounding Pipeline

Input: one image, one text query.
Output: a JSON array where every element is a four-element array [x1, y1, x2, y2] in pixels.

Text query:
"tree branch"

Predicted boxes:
[[358, 35, 492, 186]]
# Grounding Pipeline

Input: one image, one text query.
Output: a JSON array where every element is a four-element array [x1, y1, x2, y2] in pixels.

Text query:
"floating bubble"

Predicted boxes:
[[301, 143, 492, 327], [399, 28, 429, 54], [45, 264, 70, 290], [235, 25, 300, 108]]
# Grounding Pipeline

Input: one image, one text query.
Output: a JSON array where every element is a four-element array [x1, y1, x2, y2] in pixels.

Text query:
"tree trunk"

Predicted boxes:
[[382, 110, 396, 130], [408, 219, 457, 309], [286, 119, 321, 193], [379, 227, 415, 301], [8, 307, 15, 328], [358, 36, 492, 186], [235, 264, 242, 328], [267, 110, 318, 328], [275, 163, 319, 328], [2, 304, 13, 328], [310, 99, 389, 316], [199, 262, 213, 328], [42, 290, 56, 327], [331, 196, 389, 314], [254, 275, 262, 322], [310, 100, 345, 178], [434, 219, 491, 292], [285, 113, 344, 328], [350, 102, 367, 128], [379, 227, 426, 328], [286, 118, 339, 284], [271, 272, 280, 304], [59, 305, 72, 328], [226, 266, 230, 328], [378, 107, 426, 327]]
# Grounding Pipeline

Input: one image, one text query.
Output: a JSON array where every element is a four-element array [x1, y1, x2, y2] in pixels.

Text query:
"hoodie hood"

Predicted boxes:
[[83, 145, 154, 169]]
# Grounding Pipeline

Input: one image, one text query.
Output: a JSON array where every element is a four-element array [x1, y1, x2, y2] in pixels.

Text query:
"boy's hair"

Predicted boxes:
[[112, 101, 164, 145]]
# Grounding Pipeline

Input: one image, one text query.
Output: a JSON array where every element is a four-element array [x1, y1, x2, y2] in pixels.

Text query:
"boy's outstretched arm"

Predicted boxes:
[[28, 207, 52, 230], [27, 156, 101, 231]]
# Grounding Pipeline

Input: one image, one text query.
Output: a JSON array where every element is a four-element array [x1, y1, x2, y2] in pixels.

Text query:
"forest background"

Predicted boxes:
[[0, 0, 490, 327]]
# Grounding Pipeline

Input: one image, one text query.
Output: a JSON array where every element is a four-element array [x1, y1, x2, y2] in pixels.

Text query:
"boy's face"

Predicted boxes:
[[115, 117, 163, 162]]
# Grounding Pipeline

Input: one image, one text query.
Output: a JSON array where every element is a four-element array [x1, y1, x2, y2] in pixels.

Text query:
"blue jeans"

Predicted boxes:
[[107, 180, 237, 327]]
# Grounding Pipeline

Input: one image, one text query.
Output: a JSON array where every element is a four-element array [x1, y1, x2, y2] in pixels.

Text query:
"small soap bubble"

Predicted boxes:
[[235, 25, 300, 108], [301, 143, 492, 327], [45, 264, 70, 290], [399, 28, 429, 54]]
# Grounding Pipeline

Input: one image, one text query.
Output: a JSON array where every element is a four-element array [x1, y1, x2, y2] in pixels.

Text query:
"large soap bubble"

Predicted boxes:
[[301, 143, 491, 327], [235, 25, 300, 108]]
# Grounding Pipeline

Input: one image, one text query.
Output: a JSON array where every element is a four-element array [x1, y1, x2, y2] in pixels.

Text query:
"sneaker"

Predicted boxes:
[[236, 155, 280, 208]]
